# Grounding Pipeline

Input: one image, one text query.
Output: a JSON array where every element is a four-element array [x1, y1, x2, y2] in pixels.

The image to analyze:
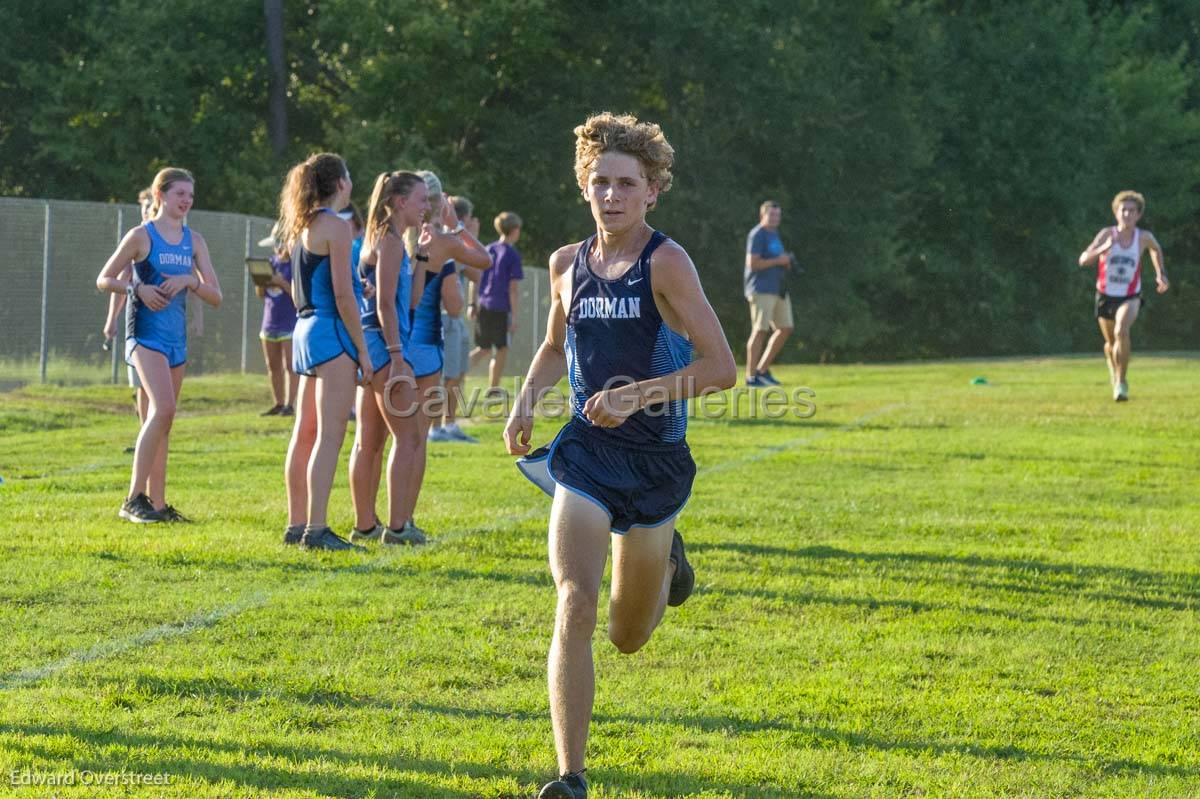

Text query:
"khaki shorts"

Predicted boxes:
[[748, 293, 794, 332]]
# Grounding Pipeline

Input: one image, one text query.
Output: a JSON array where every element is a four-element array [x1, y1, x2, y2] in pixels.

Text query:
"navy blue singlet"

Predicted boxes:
[[566, 230, 693, 446]]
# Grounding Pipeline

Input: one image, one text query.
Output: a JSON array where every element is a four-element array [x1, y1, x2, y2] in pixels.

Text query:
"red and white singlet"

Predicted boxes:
[[1096, 227, 1141, 297]]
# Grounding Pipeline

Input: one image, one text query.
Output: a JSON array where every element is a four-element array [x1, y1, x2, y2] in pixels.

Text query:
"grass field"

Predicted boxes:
[[1, 356, 1198, 798]]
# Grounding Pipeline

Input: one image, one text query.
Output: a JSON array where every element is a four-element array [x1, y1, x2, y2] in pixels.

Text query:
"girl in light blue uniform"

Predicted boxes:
[[96, 167, 223, 524], [392, 171, 492, 537], [348, 171, 432, 545], [280, 152, 374, 551]]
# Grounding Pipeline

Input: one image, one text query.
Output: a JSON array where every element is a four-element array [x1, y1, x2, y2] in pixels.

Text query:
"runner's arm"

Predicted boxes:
[[1078, 229, 1111, 266], [1144, 231, 1168, 291], [504, 245, 574, 453]]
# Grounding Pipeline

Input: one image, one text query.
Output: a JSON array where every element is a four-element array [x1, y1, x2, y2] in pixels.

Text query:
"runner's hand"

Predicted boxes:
[[504, 413, 533, 455], [583, 385, 641, 428], [1157, 275, 1169, 294]]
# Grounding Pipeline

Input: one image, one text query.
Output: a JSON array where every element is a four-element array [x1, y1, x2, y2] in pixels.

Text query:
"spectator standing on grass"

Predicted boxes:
[[255, 222, 298, 416], [396, 171, 491, 540], [429, 194, 482, 443], [346, 170, 428, 545], [279, 152, 373, 551], [469, 211, 524, 395], [96, 167, 223, 524], [743, 200, 794, 387]]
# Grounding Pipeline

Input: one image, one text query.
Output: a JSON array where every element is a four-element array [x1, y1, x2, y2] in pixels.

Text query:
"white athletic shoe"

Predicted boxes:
[[428, 425, 450, 442], [1114, 381, 1129, 402], [444, 423, 478, 443]]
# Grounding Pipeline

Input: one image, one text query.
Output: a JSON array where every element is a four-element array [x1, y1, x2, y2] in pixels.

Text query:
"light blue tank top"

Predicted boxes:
[[127, 221, 193, 345]]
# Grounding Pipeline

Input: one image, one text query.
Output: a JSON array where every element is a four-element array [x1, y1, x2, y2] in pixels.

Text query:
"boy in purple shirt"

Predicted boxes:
[[469, 211, 524, 393]]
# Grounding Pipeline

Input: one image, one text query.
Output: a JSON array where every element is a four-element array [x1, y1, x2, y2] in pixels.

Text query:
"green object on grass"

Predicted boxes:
[[971, 376, 989, 385]]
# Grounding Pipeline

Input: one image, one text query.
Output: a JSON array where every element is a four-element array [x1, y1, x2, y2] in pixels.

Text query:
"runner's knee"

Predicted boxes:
[[608, 618, 653, 654], [555, 583, 598, 635]]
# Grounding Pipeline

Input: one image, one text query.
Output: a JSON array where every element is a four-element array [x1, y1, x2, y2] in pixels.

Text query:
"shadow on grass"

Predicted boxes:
[[0, 720, 833, 798], [408, 701, 1200, 781], [691, 542, 1200, 614]]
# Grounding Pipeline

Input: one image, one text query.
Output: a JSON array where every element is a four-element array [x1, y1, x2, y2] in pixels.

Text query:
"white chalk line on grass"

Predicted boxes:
[[0, 403, 906, 691]]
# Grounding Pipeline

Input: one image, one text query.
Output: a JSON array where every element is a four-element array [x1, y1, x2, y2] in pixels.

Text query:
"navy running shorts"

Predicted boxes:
[[1095, 291, 1141, 320], [546, 418, 695, 534]]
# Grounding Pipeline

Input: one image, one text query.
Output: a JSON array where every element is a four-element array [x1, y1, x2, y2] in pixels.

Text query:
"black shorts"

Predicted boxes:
[[547, 419, 695, 534], [1095, 292, 1141, 321], [475, 307, 509, 349]]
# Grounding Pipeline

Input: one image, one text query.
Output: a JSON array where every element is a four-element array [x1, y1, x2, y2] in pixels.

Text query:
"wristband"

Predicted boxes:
[[386, 344, 403, 353], [415, 254, 430, 262], [126, 284, 137, 300], [447, 222, 465, 235]]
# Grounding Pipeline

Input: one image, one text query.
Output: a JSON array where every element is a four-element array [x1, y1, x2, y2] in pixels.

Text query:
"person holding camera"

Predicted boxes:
[[744, 200, 794, 387]]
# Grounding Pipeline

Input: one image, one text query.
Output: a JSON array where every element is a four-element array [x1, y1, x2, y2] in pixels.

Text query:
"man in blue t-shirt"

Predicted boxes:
[[743, 200, 794, 387]]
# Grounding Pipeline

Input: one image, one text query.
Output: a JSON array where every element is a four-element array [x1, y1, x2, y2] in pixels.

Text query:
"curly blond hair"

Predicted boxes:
[[1111, 190, 1145, 215], [573, 113, 674, 207]]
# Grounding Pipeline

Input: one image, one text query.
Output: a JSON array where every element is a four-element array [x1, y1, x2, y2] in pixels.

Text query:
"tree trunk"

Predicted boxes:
[[264, 0, 287, 158]]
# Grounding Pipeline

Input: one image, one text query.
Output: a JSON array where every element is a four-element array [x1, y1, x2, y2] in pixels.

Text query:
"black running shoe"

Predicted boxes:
[[124, 444, 136, 454], [262, 404, 283, 416], [667, 529, 695, 607], [279, 405, 295, 416], [282, 524, 305, 545], [119, 493, 165, 524], [161, 505, 192, 523], [300, 527, 366, 552], [538, 770, 587, 799]]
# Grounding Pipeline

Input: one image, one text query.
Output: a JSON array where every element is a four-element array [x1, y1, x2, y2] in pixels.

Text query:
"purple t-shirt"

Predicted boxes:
[[479, 240, 523, 312], [261, 255, 298, 335]]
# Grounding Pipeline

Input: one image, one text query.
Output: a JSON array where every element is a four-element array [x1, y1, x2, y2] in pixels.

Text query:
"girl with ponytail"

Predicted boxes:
[[346, 170, 431, 544], [95, 167, 223, 523], [280, 152, 374, 551]]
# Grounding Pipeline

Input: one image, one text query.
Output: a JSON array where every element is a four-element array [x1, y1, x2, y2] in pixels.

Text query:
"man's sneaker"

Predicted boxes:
[[282, 524, 305, 545], [382, 520, 427, 546], [350, 521, 384, 543], [119, 493, 165, 524], [538, 770, 587, 799], [427, 425, 451, 442], [1114, 381, 1129, 402], [300, 527, 366, 552], [445, 423, 478, 443], [279, 404, 295, 416], [667, 530, 695, 607], [161, 505, 192, 523], [262, 404, 283, 416], [757, 370, 781, 386], [745, 374, 767, 388]]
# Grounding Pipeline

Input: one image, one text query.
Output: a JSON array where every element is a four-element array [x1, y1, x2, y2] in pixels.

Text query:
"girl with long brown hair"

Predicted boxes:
[[279, 152, 374, 550]]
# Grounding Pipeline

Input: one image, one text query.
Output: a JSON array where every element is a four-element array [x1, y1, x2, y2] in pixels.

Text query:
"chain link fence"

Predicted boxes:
[[0, 197, 548, 387]]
